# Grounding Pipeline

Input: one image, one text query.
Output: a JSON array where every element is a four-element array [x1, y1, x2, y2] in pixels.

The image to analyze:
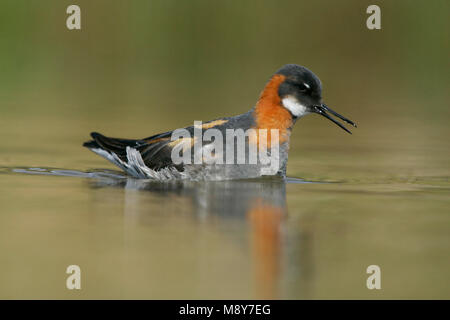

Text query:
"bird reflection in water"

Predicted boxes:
[[89, 175, 287, 299]]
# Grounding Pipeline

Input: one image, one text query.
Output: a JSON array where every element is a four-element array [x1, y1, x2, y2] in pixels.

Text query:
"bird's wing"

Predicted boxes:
[[138, 130, 186, 170], [84, 131, 176, 171], [84, 117, 238, 172], [139, 118, 233, 170]]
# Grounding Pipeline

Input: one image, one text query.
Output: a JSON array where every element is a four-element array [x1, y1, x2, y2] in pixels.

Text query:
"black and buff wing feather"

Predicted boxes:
[[83, 112, 255, 173], [83, 131, 179, 170]]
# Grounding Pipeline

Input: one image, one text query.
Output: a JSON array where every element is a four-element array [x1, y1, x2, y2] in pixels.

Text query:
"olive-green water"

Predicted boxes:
[[0, 0, 449, 299]]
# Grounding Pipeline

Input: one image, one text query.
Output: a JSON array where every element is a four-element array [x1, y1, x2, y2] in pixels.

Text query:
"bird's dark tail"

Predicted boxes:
[[83, 132, 143, 162]]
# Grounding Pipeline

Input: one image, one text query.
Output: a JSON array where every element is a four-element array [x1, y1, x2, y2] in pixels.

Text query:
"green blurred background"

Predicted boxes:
[[0, 0, 449, 299]]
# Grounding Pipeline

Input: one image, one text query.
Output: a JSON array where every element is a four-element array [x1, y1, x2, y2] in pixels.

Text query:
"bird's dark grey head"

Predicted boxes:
[[274, 64, 357, 134], [276, 64, 323, 111]]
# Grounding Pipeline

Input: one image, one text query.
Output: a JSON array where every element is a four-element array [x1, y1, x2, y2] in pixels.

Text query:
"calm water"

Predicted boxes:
[[0, 0, 448, 299], [0, 112, 448, 299]]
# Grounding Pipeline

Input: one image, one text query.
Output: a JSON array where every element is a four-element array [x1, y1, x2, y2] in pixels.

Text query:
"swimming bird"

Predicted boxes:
[[83, 64, 356, 180]]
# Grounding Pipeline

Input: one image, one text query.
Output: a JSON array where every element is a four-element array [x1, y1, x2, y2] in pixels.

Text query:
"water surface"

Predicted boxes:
[[0, 0, 449, 299], [0, 119, 448, 299]]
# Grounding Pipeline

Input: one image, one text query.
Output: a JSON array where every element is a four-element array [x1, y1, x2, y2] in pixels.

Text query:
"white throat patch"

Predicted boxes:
[[282, 96, 309, 118]]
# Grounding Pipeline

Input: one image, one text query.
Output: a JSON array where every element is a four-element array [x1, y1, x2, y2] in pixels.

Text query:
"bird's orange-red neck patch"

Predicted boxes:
[[253, 74, 293, 146]]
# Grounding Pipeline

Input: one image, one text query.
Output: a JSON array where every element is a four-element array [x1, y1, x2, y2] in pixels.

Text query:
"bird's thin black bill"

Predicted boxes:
[[314, 104, 357, 134]]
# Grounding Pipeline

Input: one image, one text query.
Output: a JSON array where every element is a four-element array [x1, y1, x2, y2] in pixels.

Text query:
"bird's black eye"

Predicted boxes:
[[296, 82, 310, 93]]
